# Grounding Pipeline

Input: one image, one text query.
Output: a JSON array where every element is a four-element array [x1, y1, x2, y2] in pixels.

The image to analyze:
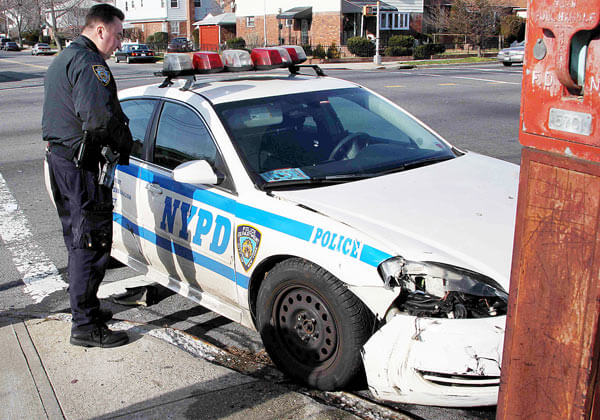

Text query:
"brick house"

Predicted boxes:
[[234, 0, 425, 48], [114, 0, 235, 43]]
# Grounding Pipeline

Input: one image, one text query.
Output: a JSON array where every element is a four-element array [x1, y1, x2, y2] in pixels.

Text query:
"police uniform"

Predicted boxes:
[[42, 35, 132, 338]]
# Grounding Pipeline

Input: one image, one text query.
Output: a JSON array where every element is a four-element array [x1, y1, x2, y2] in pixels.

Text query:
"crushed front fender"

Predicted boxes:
[[362, 314, 505, 407]]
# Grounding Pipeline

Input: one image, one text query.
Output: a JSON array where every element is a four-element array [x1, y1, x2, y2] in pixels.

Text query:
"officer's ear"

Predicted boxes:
[[96, 23, 106, 40]]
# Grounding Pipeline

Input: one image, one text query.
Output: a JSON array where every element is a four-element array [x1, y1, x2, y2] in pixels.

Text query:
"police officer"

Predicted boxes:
[[43, 4, 133, 348]]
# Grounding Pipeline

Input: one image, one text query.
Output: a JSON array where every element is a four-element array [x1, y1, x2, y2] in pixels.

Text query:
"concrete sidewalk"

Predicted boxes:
[[0, 315, 362, 420]]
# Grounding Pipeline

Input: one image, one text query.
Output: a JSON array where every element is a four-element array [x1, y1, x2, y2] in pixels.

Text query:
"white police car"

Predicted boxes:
[[100, 48, 517, 406]]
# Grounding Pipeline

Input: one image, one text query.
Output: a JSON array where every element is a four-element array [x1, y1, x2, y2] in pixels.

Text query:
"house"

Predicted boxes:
[[114, 0, 234, 42], [193, 12, 236, 50], [234, 0, 424, 48]]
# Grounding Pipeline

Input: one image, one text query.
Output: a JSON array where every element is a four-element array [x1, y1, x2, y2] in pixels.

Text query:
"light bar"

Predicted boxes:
[[222, 49, 254, 72], [250, 48, 286, 70], [158, 46, 323, 87], [192, 51, 224, 73]]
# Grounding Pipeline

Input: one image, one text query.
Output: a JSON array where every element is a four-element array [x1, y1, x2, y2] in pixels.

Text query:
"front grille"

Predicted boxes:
[[418, 370, 500, 387]]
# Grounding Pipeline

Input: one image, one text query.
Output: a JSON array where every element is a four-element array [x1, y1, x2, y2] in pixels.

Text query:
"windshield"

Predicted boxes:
[[215, 87, 457, 188]]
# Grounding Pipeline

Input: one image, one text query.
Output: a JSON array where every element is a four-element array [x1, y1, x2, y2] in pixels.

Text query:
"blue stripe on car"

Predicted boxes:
[[116, 164, 392, 286], [119, 164, 314, 241], [114, 212, 250, 288]]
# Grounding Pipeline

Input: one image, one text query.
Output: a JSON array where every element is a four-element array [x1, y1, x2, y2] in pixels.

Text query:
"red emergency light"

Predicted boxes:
[[280, 45, 307, 64], [192, 51, 224, 73], [250, 48, 286, 70]]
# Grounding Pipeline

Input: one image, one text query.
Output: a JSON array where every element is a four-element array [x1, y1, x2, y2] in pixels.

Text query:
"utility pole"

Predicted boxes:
[[373, 1, 381, 65], [262, 0, 266, 46]]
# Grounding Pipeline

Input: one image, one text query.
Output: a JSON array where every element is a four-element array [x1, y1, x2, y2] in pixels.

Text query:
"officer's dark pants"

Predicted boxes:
[[47, 151, 113, 332]]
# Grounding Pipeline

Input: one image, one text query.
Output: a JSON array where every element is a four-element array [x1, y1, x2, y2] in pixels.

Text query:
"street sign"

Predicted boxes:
[[362, 5, 376, 16]]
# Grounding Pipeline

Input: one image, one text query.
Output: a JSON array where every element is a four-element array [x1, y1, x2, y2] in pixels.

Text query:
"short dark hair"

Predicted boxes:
[[84, 4, 125, 28]]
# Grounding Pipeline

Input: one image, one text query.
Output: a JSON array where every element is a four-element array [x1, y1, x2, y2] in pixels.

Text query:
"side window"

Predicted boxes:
[[121, 99, 156, 159], [154, 101, 219, 171]]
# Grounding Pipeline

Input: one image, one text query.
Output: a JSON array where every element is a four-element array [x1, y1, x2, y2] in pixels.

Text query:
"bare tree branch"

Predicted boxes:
[[448, 0, 509, 56]]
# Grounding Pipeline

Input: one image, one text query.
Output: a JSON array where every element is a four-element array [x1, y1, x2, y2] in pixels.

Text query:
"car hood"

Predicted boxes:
[[273, 153, 519, 289], [501, 46, 524, 53]]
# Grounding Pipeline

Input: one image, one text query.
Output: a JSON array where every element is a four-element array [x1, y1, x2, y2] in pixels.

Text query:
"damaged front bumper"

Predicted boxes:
[[362, 314, 504, 407]]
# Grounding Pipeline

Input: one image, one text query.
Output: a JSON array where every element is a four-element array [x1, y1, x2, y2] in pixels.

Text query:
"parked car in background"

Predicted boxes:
[[114, 43, 157, 63], [167, 37, 192, 52], [3, 41, 20, 51], [32, 43, 53, 55], [497, 40, 525, 66]]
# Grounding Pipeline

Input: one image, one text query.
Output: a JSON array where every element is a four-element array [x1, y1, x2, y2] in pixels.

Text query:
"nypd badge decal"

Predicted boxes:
[[236, 225, 261, 272], [92, 65, 111, 86]]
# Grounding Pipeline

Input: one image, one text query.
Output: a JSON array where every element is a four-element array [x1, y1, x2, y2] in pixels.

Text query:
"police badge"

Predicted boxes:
[[236, 225, 261, 271], [92, 65, 111, 86]]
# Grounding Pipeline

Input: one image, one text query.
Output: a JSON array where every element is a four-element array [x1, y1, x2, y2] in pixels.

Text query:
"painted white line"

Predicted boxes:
[[436, 66, 523, 74], [420, 72, 521, 85], [0, 173, 67, 303]]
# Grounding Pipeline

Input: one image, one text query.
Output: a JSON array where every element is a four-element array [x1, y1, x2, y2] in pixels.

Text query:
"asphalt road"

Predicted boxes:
[[0, 49, 522, 420]]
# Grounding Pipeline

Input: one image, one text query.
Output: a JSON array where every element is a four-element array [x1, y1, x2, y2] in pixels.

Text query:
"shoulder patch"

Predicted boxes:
[[92, 64, 111, 86]]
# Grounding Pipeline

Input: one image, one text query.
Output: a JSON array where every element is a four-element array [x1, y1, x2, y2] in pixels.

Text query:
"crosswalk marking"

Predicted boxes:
[[0, 173, 67, 303]]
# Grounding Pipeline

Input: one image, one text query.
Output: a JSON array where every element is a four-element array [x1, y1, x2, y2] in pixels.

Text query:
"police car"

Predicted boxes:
[[70, 48, 519, 406]]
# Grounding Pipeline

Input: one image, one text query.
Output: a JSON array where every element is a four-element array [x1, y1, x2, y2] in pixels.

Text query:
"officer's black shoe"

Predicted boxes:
[[70, 324, 128, 348], [98, 309, 113, 323]]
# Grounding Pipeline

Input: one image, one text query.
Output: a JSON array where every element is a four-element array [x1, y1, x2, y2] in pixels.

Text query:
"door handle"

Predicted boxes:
[[146, 183, 163, 195]]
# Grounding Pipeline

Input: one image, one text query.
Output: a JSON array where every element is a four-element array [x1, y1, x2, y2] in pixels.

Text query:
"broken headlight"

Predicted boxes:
[[378, 257, 508, 319]]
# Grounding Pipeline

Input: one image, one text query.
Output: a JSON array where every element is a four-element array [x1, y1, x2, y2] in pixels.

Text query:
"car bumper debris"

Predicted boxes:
[[362, 313, 504, 407]]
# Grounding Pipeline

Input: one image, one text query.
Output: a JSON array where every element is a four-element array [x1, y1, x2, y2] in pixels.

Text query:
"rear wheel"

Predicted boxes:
[[256, 258, 373, 390], [502, 62, 512, 66], [115, 56, 120, 63], [126, 56, 131, 64]]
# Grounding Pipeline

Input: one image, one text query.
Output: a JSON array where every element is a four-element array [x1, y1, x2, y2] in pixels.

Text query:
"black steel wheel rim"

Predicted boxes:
[[272, 285, 338, 367]]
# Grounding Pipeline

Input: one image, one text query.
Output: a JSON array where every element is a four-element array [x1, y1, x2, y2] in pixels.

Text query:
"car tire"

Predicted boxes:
[[115, 56, 120, 63], [503, 62, 512, 66], [256, 258, 373, 390], [126, 56, 131, 64]]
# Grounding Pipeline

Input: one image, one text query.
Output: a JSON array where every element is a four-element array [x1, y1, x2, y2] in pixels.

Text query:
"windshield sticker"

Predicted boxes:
[[236, 225, 261, 271], [260, 168, 309, 183]]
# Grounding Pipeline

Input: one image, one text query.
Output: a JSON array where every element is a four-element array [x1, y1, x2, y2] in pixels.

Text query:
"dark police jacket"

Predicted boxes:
[[42, 35, 132, 165]]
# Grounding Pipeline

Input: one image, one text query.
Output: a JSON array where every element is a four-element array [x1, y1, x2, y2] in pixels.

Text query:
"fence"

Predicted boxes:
[[430, 33, 503, 51]]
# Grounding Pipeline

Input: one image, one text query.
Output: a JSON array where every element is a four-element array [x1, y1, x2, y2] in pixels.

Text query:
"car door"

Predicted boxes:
[[135, 99, 239, 310], [113, 98, 160, 269]]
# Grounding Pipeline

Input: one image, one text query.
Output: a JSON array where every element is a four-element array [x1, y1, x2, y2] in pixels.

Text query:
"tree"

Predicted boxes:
[[4, 0, 38, 46], [500, 14, 525, 46], [424, 1, 451, 34], [448, 0, 508, 56], [40, 0, 88, 52]]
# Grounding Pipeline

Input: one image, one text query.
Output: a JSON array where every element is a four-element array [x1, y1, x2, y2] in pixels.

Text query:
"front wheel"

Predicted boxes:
[[502, 62, 512, 67], [256, 258, 373, 390]]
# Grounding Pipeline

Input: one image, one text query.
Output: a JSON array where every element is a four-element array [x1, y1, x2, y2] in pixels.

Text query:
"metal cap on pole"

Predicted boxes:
[[373, 1, 381, 65]]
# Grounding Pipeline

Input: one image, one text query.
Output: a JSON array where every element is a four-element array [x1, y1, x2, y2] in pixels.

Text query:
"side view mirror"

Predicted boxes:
[[172, 160, 222, 185]]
